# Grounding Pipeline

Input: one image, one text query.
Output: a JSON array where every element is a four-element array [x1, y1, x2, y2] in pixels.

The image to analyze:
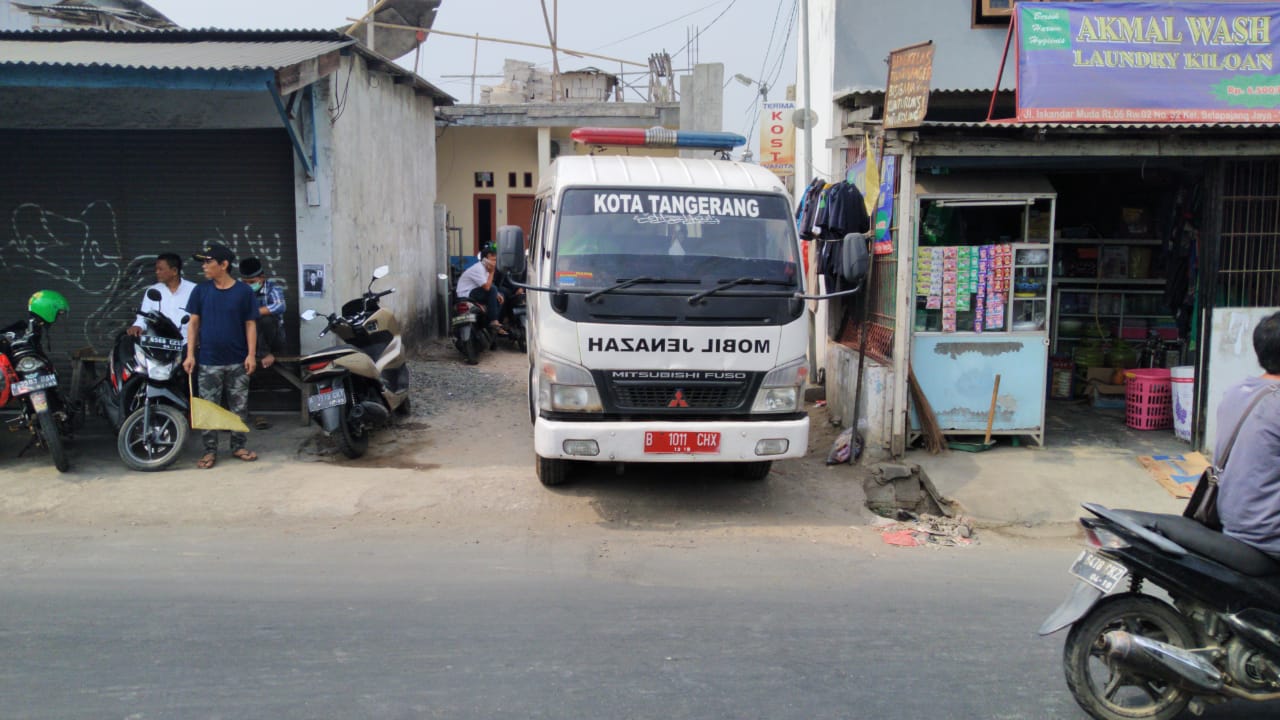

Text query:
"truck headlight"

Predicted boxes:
[[538, 356, 603, 413], [751, 358, 807, 413]]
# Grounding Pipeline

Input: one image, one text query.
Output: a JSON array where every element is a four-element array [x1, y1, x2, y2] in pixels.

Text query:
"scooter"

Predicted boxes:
[[1040, 503, 1280, 720], [299, 265, 410, 459], [2, 293, 73, 472], [93, 287, 190, 471]]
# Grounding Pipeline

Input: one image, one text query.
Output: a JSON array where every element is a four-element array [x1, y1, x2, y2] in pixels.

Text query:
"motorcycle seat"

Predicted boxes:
[[1118, 510, 1280, 577]]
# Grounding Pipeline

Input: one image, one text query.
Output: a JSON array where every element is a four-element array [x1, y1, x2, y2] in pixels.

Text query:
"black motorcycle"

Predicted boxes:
[[94, 288, 189, 471], [2, 316, 72, 472], [450, 266, 527, 365], [1040, 503, 1280, 719]]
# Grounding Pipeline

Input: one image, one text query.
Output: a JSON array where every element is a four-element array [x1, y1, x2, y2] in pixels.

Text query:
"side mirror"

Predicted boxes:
[[496, 225, 526, 276], [372, 265, 390, 280], [301, 309, 317, 321], [145, 288, 162, 302], [840, 232, 871, 293]]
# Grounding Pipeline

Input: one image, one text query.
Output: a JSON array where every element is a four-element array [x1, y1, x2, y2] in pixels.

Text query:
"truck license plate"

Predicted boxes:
[[307, 387, 347, 412], [1070, 550, 1129, 594], [643, 431, 721, 454], [12, 374, 57, 396]]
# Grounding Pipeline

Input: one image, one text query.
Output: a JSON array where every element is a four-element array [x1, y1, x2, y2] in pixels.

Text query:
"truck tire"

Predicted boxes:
[[737, 461, 772, 481], [536, 454, 570, 487]]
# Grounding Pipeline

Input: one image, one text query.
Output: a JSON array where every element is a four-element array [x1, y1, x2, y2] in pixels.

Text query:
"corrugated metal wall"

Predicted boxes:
[[0, 129, 298, 369]]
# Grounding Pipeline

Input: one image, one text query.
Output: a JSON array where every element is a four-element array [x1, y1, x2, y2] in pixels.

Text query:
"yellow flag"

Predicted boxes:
[[863, 134, 880, 217]]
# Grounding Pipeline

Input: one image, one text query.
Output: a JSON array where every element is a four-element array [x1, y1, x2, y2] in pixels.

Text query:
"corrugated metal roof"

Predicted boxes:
[[919, 120, 1280, 131], [0, 38, 353, 71], [0, 28, 455, 103]]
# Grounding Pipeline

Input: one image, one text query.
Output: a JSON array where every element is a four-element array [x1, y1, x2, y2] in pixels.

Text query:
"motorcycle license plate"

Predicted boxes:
[[12, 374, 57, 396], [1070, 550, 1129, 594], [644, 431, 721, 454], [140, 335, 183, 351], [307, 387, 347, 412]]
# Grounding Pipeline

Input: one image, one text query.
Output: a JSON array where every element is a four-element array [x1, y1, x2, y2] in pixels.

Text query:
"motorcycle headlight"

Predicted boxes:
[[16, 356, 44, 374], [146, 355, 174, 382], [538, 356, 603, 413], [751, 357, 807, 413]]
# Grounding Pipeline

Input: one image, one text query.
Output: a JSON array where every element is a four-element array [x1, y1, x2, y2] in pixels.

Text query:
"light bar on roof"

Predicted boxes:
[[570, 127, 746, 150]]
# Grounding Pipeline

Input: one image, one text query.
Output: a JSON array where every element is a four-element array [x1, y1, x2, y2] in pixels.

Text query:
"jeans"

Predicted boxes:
[[467, 286, 502, 325], [197, 363, 250, 454]]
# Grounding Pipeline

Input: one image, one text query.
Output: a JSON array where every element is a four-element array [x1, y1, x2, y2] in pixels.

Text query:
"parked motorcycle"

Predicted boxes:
[[299, 265, 410, 458], [93, 287, 190, 471], [1040, 503, 1280, 719], [449, 264, 527, 365], [1, 290, 73, 472]]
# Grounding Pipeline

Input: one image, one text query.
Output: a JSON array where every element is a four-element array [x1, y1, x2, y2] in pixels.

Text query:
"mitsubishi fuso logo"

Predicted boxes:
[[668, 389, 690, 408]]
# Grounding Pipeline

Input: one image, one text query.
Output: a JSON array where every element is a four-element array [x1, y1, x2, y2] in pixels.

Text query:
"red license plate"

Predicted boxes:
[[643, 431, 721, 454]]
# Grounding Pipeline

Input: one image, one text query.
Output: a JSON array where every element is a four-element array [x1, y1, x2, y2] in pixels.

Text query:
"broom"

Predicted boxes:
[[908, 366, 946, 454]]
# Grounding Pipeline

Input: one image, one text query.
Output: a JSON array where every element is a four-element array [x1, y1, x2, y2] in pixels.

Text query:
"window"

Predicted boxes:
[[474, 171, 494, 188], [508, 172, 518, 188], [973, 0, 1088, 28], [523, 172, 533, 188]]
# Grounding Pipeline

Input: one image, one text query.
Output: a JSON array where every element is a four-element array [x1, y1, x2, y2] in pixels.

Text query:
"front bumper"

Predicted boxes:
[[534, 416, 809, 463]]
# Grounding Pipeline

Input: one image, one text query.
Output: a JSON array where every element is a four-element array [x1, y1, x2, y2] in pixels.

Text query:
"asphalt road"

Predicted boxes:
[[4, 523, 1276, 720]]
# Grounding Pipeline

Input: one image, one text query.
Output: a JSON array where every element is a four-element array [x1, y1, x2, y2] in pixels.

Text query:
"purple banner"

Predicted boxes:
[[1017, 2, 1280, 123]]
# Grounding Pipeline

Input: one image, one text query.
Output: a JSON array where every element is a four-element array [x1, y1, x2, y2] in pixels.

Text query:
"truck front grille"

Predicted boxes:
[[608, 381, 751, 411]]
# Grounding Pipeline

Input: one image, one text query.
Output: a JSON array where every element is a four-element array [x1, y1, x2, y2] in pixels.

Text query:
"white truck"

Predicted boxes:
[[497, 129, 867, 486]]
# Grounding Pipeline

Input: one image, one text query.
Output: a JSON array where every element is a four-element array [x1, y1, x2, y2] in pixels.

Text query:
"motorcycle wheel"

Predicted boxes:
[[1063, 594, 1194, 720], [337, 412, 369, 459], [464, 335, 481, 365], [535, 454, 570, 487], [36, 410, 70, 473], [118, 404, 188, 472]]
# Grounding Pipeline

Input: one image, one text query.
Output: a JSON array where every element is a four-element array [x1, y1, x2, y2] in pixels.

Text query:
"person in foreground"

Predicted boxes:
[[183, 243, 259, 469], [1216, 309, 1280, 558]]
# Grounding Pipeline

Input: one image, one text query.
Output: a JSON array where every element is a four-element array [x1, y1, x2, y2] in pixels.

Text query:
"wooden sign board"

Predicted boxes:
[[884, 42, 934, 129]]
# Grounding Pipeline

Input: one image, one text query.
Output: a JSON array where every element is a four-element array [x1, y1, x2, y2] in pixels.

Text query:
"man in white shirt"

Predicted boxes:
[[127, 252, 197, 342], [455, 245, 506, 333]]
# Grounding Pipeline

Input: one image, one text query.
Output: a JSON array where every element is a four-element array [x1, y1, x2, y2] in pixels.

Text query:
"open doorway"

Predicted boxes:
[[474, 193, 496, 254]]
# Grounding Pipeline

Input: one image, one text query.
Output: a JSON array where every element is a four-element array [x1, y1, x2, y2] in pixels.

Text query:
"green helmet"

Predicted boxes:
[[28, 290, 69, 324]]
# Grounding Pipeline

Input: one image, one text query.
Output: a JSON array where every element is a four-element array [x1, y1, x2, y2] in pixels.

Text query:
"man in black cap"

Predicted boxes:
[[239, 257, 286, 371], [183, 242, 259, 469]]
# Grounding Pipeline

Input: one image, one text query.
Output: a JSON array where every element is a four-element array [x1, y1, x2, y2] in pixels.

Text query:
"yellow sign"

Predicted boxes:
[[758, 102, 795, 176]]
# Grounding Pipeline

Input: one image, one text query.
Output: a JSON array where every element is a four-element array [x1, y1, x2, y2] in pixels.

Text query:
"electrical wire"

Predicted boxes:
[[672, 0, 739, 61], [740, 0, 797, 141], [590, 0, 731, 52]]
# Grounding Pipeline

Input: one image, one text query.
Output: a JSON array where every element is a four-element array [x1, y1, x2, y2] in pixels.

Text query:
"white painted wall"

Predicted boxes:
[[827, 343, 894, 462], [1205, 307, 1280, 457], [320, 54, 440, 349]]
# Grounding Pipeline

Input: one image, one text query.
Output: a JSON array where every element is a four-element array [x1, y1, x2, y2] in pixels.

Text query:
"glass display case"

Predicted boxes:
[[1011, 244, 1050, 332]]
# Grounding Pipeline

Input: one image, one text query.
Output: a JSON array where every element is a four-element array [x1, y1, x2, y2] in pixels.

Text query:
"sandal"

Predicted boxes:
[[491, 324, 509, 336], [253, 416, 271, 430], [197, 453, 216, 469], [232, 448, 258, 462]]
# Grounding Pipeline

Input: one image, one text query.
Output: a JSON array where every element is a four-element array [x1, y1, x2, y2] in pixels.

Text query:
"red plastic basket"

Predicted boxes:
[[1125, 368, 1172, 430]]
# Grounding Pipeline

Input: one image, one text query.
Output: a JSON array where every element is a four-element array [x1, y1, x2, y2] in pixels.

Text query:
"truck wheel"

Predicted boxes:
[[737, 461, 772, 481], [536, 454, 570, 487]]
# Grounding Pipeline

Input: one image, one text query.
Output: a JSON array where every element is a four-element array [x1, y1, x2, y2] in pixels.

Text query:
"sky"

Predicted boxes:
[[159, 0, 799, 152]]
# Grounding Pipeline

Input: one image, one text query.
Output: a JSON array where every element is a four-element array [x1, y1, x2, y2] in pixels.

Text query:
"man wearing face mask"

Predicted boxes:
[[239, 257, 286, 371]]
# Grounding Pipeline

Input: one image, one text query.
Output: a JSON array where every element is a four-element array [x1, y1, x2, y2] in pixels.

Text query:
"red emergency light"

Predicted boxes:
[[570, 127, 746, 150]]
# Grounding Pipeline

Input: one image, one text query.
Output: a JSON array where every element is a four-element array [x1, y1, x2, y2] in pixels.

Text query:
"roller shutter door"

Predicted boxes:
[[0, 129, 298, 374]]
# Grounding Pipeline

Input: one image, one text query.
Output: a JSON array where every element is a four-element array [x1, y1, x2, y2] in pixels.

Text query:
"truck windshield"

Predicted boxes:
[[552, 188, 800, 291]]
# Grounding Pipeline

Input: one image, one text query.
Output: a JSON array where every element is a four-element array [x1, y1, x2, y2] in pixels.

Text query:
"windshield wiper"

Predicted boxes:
[[688, 277, 794, 305], [583, 277, 698, 302]]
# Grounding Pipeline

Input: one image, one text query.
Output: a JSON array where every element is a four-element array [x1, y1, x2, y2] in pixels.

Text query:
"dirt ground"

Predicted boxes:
[[0, 338, 886, 547]]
